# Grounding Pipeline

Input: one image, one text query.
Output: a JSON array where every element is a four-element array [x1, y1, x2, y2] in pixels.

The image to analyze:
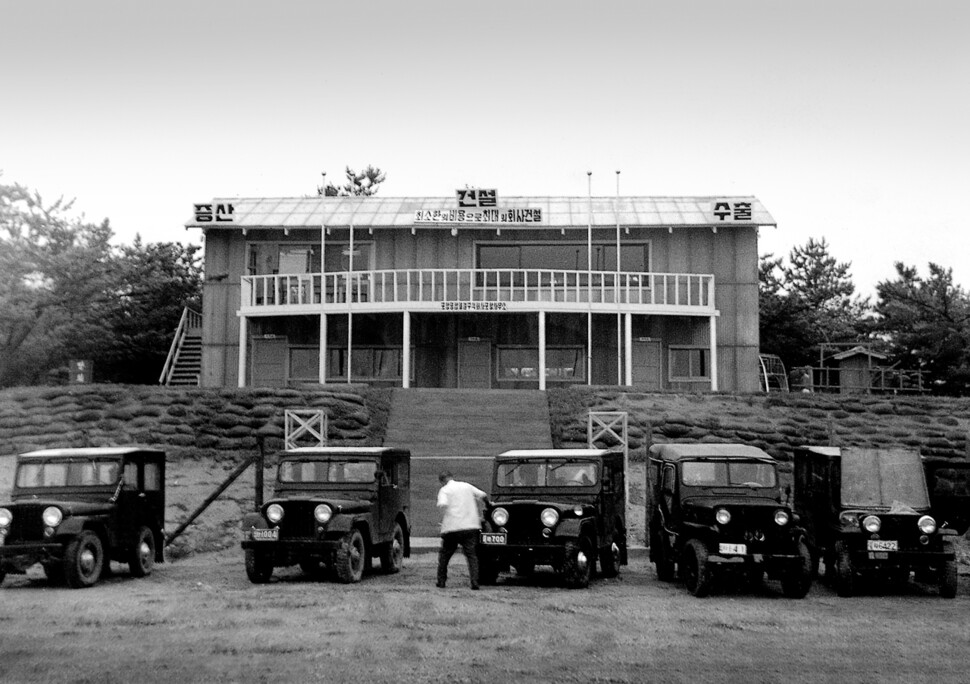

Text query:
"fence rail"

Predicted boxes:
[[240, 268, 715, 312]]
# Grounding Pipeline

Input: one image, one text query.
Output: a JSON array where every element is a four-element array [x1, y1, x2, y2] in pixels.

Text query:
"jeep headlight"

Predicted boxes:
[[540, 508, 559, 528], [862, 515, 881, 533], [573, 505, 584, 516], [314, 504, 333, 524], [918, 515, 936, 535], [0, 508, 11, 528], [715, 508, 731, 525], [42, 506, 63, 528], [266, 503, 284, 524], [774, 509, 790, 526], [491, 508, 509, 526]]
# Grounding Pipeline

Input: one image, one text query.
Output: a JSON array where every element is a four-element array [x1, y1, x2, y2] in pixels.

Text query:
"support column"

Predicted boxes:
[[624, 313, 633, 386], [538, 310, 546, 391], [587, 312, 593, 386], [237, 315, 248, 388], [402, 311, 411, 389], [319, 313, 327, 384], [709, 314, 719, 392]]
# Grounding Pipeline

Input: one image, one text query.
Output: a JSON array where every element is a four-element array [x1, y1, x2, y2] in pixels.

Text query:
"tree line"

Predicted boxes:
[[760, 238, 970, 395], [0, 178, 202, 386]]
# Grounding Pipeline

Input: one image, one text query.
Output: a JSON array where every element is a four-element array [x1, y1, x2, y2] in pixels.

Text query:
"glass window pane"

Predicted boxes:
[[144, 463, 161, 491]]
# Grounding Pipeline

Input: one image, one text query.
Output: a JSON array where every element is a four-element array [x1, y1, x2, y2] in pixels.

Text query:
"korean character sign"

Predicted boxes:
[[69, 359, 92, 384], [711, 200, 753, 222], [194, 203, 234, 223], [456, 188, 499, 208], [194, 204, 214, 222]]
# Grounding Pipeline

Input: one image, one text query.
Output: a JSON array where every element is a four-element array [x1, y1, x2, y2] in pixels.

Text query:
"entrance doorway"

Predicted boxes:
[[251, 337, 288, 387], [458, 338, 492, 389], [632, 339, 662, 390]]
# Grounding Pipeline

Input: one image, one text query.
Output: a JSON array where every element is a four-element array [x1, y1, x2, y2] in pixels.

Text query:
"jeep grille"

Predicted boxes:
[[275, 502, 318, 540], [4, 504, 47, 543], [501, 503, 561, 544]]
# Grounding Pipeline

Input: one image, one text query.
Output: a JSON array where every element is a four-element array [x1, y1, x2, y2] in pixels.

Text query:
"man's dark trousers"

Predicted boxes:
[[437, 529, 479, 588]]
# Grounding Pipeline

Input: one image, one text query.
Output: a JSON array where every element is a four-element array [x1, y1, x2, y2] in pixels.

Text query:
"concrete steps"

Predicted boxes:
[[167, 334, 202, 386], [385, 388, 553, 537]]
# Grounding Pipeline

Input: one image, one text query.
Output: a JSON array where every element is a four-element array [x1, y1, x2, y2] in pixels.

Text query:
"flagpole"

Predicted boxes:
[[587, 171, 593, 387], [615, 170, 622, 386]]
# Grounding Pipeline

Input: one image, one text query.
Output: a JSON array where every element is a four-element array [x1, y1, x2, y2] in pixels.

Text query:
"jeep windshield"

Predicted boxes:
[[496, 460, 598, 487], [841, 449, 929, 509], [278, 459, 377, 484], [680, 460, 776, 488], [15, 459, 120, 488]]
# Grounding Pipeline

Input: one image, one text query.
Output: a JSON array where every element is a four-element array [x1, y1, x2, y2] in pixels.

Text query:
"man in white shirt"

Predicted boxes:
[[436, 470, 489, 589]]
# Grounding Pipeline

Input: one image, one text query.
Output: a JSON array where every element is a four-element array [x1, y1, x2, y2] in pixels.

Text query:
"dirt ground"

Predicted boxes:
[[1, 549, 969, 684]]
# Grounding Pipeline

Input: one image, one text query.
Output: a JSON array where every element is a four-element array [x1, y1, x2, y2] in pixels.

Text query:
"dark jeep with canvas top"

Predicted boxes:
[[794, 446, 959, 598], [648, 443, 812, 598], [477, 448, 627, 589], [241, 447, 410, 583], [0, 447, 166, 589]]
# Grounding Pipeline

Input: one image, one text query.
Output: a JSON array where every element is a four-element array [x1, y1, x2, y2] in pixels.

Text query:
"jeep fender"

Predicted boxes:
[[557, 519, 597, 549], [241, 512, 266, 530]]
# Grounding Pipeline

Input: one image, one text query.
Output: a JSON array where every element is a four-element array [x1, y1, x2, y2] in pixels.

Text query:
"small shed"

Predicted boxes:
[[831, 346, 888, 393]]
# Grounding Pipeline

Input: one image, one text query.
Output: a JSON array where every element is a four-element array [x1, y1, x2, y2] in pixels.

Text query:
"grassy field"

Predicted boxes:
[[1, 549, 968, 684]]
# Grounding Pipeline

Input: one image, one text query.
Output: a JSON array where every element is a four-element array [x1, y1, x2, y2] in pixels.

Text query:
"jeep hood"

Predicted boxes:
[[268, 496, 372, 514], [682, 494, 786, 510], [5, 498, 115, 516]]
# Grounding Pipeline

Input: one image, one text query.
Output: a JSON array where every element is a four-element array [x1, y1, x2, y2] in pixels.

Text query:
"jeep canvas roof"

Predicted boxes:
[[497, 448, 617, 459], [283, 447, 407, 456], [19, 447, 163, 459], [649, 444, 775, 462]]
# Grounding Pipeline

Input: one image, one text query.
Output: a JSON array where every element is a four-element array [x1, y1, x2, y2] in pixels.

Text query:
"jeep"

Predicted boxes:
[[648, 443, 812, 598], [794, 446, 959, 598], [241, 447, 411, 583], [0, 447, 166, 589], [477, 448, 627, 589]]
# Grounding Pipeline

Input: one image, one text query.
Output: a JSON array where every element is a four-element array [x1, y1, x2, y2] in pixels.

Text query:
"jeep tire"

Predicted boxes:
[[478, 553, 499, 585], [245, 549, 274, 583], [781, 539, 813, 599], [64, 530, 104, 589], [682, 539, 713, 597], [562, 539, 591, 589], [335, 528, 366, 583], [940, 542, 958, 599], [379, 522, 405, 574], [128, 526, 155, 578], [834, 541, 856, 597], [599, 534, 622, 578]]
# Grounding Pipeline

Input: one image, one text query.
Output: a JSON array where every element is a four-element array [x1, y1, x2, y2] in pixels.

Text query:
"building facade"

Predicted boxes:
[[187, 193, 773, 392]]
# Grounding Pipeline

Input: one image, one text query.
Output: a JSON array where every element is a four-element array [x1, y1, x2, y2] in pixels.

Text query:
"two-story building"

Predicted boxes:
[[185, 192, 773, 393]]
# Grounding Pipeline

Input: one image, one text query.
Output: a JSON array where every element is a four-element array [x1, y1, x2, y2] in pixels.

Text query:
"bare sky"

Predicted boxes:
[[2, 1, 967, 296]]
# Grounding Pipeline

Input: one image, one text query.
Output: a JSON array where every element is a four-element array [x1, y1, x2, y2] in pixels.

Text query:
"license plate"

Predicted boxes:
[[867, 539, 898, 552], [480, 532, 507, 545], [251, 527, 279, 541], [718, 543, 747, 556]]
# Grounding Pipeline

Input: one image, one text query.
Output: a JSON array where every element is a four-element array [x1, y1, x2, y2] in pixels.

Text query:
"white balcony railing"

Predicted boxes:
[[240, 269, 715, 313]]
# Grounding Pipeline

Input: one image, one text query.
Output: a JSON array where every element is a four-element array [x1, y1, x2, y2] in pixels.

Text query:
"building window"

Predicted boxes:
[[669, 347, 710, 381], [478, 242, 650, 272], [497, 346, 585, 382]]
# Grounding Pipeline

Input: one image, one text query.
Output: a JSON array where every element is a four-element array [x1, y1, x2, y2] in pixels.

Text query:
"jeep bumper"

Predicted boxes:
[[477, 540, 570, 566], [240, 538, 343, 563], [847, 548, 954, 567], [0, 542, 63, 573]]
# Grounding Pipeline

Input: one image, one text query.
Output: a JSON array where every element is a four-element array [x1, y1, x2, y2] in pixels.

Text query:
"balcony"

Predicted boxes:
[[239, 269, 716, 316]]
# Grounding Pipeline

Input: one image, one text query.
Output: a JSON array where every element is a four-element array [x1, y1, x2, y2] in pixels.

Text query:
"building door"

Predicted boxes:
[[251, 337, 288, 387], [458, 338, 492, 389], [632, 339, 662, 390]]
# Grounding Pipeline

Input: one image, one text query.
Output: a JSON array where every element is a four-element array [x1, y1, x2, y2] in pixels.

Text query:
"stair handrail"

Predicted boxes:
[[159, 306, 202, 385]]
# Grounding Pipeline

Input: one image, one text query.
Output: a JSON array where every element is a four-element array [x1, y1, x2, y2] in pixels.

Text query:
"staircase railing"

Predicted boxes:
[[159, 307, 202, 385]]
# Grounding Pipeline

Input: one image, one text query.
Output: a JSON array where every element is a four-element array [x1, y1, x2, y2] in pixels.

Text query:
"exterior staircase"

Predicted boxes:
[[384, 388, 553, 537], [160, 308, 203, 387]]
